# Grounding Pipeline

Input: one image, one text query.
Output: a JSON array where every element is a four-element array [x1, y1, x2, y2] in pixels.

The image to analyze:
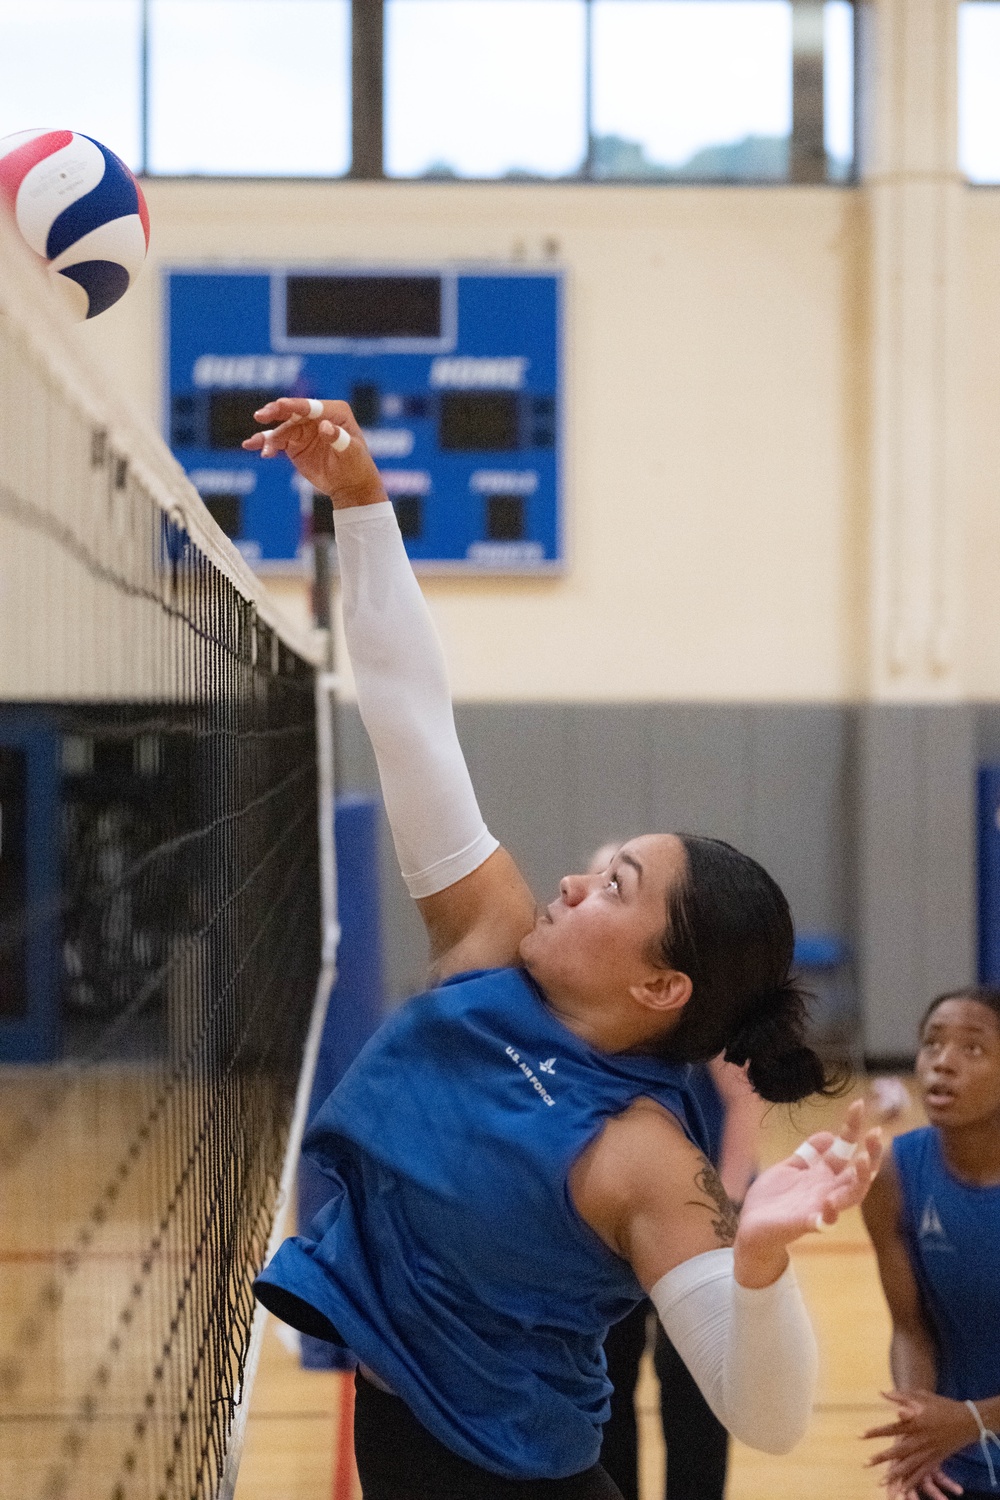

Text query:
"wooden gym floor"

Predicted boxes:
[[235, 1084, 920, 1500]]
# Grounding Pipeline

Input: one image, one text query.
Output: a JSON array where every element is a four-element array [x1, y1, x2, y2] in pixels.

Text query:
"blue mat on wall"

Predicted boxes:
[[298, 794, 386, 1371]]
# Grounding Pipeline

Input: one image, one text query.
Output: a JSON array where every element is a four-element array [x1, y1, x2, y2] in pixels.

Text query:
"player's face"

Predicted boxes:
[[916, 998, 1000, 1128], [519, 833, 687, 1013]]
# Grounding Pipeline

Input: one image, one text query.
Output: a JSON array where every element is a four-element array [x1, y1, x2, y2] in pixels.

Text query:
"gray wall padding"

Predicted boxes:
[[855, 705, 976, 1060]]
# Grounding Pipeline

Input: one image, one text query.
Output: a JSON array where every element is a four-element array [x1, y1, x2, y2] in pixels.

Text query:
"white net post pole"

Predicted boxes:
[[317, 666, 342, 968]]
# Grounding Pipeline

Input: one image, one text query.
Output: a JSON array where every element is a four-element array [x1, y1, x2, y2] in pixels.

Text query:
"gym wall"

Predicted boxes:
[[76, 103, 1000, 1059], [85, 178, 862, 702], [81, 177, 1000, 705]]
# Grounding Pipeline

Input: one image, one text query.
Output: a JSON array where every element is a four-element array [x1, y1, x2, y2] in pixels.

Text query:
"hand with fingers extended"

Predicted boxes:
[[734, 1100, 884, 1288], [863, 1391, 971, 1499], [241, 397, 387, 509]]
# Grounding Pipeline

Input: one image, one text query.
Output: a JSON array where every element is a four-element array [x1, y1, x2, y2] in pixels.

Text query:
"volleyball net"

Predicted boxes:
[[0, 208, 336, 1500]]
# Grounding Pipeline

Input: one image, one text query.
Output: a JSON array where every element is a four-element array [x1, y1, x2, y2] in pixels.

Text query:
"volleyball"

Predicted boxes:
[[0, 129, 149, 321]]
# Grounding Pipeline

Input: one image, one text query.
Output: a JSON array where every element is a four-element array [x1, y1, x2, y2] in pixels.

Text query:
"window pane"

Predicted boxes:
[[959, 1, 1000, 183], [149, 0, 350, 175], [386, 0, 587, 179], [0, 0, 142, 169], [823, 0, 854, 179], [591, 1, 792, 181]]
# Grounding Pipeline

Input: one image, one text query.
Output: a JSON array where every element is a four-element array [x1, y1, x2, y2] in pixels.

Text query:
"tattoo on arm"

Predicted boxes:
[[686, 1159, 739, 1246]]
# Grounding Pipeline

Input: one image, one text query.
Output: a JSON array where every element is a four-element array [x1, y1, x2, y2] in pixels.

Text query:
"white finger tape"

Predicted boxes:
[[331, 426, 351, 453], [828, 1136, 857, 1162], [812, 1213, 832, 1233], [794, 1142, 822, 1167], [306, 399, 324, 420]]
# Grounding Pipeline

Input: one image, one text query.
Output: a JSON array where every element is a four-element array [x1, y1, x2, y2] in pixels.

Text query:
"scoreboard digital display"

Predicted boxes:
[[285, 274, 443, 340], [165, 266, 563, 573]]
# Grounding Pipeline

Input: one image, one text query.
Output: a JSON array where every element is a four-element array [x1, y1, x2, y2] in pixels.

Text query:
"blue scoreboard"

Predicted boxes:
[[165, 267, 563, 573]]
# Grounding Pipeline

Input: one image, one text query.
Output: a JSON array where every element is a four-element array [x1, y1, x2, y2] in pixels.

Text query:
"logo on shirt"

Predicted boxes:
[[918, 1197, 954, 1251], [505, 1046, 556, 1106], [538, 1057, 556, 1075]]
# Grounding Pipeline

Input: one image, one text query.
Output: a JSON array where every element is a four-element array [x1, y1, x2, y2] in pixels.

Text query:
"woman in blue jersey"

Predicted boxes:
[[244, 399, 883, 1500], [863, 987, 1000, 1500], [586, 839, 763, 1500]]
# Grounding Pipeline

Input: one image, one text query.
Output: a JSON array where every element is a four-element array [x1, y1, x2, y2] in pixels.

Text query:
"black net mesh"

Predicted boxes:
[[0, 260, 322, 1498]]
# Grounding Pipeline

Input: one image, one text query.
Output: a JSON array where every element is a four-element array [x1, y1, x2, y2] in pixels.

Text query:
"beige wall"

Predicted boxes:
[[79, 179, 869, 702], [965, 192, 1000, 702]]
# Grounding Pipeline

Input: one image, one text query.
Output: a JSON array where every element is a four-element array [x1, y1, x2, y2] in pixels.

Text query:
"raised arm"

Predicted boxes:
[[244, 399, 537, 976]]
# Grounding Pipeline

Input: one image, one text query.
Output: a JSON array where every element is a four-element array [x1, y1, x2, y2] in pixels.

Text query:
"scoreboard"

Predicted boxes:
[[165, 266, 563, 572]]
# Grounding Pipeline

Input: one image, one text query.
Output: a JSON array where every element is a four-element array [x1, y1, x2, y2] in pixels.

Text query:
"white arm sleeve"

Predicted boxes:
[[333, 501, 499, 898], [649, 1248, 818, 1455]]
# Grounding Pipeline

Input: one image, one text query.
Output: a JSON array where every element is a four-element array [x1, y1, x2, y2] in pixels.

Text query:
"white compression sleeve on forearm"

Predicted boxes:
[[649, 1248, 818, 1455], [333, 501, 498, 898]]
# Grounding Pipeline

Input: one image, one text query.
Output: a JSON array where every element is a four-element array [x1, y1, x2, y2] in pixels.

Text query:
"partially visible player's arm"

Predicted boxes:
[[572, 1099, 881, 1455], [861, 1157, 938, 1390], [244, 399, 536, 975], [860, 1158, 975, 1500], [708, 1054, 765, 1205]]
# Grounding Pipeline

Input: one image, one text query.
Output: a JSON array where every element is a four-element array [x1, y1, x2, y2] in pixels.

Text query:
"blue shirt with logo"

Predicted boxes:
[[256, 966, 707, 1479], [894, 1127, 1000, 1491]]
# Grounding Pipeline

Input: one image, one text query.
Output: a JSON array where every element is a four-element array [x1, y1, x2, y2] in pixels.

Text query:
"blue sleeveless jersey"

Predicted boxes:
[[894, 1128, 1000, 1492], [256, 966, 707, 1479], [686, 1062, 725, 1168]]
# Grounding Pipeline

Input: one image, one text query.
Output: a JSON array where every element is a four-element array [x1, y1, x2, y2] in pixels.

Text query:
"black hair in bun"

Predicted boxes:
[[652, 835, 839, 1104], [722, 980, 830, 1104]]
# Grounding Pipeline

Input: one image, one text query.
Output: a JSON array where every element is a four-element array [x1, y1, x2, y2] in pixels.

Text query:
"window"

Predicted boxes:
[[386, 0, 588, 178], [591, 1, 792, 180], [148, 0, 350, 175], [0, 0, 855, 182], [959, 1, 1000, 184], [0, 0, 143, 170], [387, 0, 854, 183], [823, 0, 854, 180]]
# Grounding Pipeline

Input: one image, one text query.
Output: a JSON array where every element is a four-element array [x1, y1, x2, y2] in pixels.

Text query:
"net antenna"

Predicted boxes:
[[0, 205, 337, 1500]]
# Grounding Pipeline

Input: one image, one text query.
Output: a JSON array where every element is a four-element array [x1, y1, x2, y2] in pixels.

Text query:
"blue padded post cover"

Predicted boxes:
[[978, 766, 1000, 984], [298, 794, 386, 1370]]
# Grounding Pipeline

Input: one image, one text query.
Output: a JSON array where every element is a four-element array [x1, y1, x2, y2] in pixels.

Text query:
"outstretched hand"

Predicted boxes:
[[863, 1390, 971, 1499], [241, 397, 386, 508], [734, 1101, 883, 1286]]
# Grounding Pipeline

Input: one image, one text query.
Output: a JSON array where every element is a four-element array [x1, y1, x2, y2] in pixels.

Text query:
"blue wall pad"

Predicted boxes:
[[0, 711, 61, 1062], [298, 793, 386, 1370]]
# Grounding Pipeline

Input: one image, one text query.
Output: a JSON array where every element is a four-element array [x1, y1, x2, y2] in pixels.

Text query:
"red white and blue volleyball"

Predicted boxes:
[[0, 129, 149, 320]]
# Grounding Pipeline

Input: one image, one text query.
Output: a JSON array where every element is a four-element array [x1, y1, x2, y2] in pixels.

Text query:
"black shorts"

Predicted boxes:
[[353, 1372, 625, 1500]]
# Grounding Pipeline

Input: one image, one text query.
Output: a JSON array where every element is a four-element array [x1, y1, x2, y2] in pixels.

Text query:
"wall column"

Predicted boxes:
[[857, 0, 974, 1059], [861, 0, 965, 700]]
